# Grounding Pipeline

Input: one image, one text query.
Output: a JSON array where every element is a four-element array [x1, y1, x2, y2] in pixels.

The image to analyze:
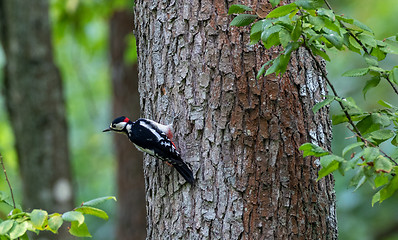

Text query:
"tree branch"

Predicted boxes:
[[0, 153, 16, 209]]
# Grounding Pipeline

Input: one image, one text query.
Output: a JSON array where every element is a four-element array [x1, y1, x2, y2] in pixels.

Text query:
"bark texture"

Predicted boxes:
[[109, 10, 146, 240], [0, 0, 73, 238], [134, 0, 337, 239]]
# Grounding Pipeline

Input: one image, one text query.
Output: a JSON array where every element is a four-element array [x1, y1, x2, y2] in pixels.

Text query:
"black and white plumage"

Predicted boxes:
[[103, 116, 194, 184]]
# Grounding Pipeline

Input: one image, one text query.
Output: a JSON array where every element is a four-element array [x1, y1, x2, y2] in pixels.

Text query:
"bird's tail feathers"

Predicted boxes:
[[173, 162, 194, 184]]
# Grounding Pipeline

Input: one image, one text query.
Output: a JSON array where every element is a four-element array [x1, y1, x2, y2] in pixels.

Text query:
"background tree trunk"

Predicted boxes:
[[0, 0, 73, 238], [109, 10, 146, 240], [134, 0, 337, 239]]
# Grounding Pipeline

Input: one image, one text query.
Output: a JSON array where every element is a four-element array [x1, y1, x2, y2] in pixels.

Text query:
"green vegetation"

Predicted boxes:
[[229, 0, 398, 205]]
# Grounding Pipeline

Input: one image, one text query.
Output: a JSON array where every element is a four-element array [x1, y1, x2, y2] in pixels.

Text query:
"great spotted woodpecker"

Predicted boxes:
[[103, 116, 194, 184]]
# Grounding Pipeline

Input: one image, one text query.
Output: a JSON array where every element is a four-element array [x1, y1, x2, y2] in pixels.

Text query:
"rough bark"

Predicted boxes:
[[0, 0, 73, 238], [134, 0, 337, 239], [109, 10, 146, 240]]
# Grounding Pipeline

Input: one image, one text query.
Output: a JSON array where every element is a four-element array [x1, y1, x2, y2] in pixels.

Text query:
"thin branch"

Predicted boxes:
[[302, 40, 364, 139], [0, 153, 16, 209], [385, 75, 398, 95]]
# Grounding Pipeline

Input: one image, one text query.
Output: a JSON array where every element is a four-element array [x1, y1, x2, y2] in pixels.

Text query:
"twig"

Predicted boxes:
[[324, 0, 398, 96], [0, 153, 16, 209], [302, 39, 364, 139], [385, 75, 398, 95]]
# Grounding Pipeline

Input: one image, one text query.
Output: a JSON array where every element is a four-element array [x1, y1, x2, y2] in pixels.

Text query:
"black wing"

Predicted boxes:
[[130, 119, 194, 184]]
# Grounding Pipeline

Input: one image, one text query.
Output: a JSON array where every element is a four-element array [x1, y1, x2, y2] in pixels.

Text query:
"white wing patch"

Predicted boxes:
[[146, 119, 173, 138], [139, 120, 163, 141]]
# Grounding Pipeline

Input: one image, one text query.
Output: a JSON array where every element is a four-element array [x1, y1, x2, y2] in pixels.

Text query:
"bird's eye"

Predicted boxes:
[[112, 124, 116, 128]]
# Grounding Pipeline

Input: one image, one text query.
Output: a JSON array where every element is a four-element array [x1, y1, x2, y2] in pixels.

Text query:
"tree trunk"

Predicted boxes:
[[134, 0, 337, 239], [0, 0, 73, 238], [109, 10, 146, 240]]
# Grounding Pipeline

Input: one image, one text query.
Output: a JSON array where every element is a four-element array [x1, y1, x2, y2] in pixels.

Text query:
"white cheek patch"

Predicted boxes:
[[114, 122, 127, 131]]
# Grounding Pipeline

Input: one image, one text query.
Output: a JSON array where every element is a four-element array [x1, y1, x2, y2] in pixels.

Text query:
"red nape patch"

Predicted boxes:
[[123, 117, 130, 122]]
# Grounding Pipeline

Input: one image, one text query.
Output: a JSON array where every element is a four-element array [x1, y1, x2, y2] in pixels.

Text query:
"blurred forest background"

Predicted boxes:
[[0, 0, 397, 239]]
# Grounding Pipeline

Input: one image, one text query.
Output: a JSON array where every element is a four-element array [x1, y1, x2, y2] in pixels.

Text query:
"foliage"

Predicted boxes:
[[229, 0, 398, 205], [0, 192, 116, 239]]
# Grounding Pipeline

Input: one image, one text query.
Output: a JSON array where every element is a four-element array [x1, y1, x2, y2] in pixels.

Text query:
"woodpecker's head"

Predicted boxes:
[[103, 116, 131, 133]]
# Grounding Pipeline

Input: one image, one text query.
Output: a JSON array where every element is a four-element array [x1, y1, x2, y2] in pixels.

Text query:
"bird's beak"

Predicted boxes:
[[102, 128, 111, 132]]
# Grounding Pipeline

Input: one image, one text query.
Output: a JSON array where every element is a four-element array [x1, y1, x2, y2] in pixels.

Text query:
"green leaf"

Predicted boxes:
[[83, 196, 117, 207], [389, 67, 398, 85], [30, 209, 48, 230], [317, 8, 335, 20], [230, 14, 257, 27], [228, 4, 253, 15], [317, 155, 344, 180], [332, 113, 368, 125], [372, 113, 391, 127], [362, 147, 380, 162], [310, 46, 331, 61], [353, 19, 373, 33], [392, 135, 398, 147], [350, 169, 367, 191], [257, 60, 273, 79], [362, 77, 380, 99], [75, 206, 109, 220], [250, 20, 265, 45], [312, 95, 334, 113], [371, 129, 394, 140], [291, 19, 302, 41], [371, 46, 387, 61], [62, 211, 84, 226], [364, 54, 378, 67], [296, 0, 324, 9], [261, 25, 282, 48], [0, 220, 14, 235], [342, 67, 369, 77], [372, 191, 380, 206], [267, 3, 297, 18], [375, 174, 389, 188], [378, 99, 396, 109], [265, 55, 281, 76], [358, 33, 376, 48], [263, 31, 281, 49], [369, 129, 394, 142], [278, 53, 291, 75], [381, 38, 398, 55], [374, 156, 393, 173], [379, 175, 398, 203], [9, 221, 28, 239], [337, 97, 361, 112], [299, 143, 329, 157], [47, 215, 63, 234], [279, 28, 292, 47], [269, 0, 281, 8], [69, 221, 92, 238], [342, 142, 364, 157], [323, 32, 343, 50], [369, 66, 385, 73], [336, 15, 354, 24]]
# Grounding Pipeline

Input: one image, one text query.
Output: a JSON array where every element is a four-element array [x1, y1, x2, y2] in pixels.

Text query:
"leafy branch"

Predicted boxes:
[[0, 153, 116, 239], [228, 0, 398, 205]]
